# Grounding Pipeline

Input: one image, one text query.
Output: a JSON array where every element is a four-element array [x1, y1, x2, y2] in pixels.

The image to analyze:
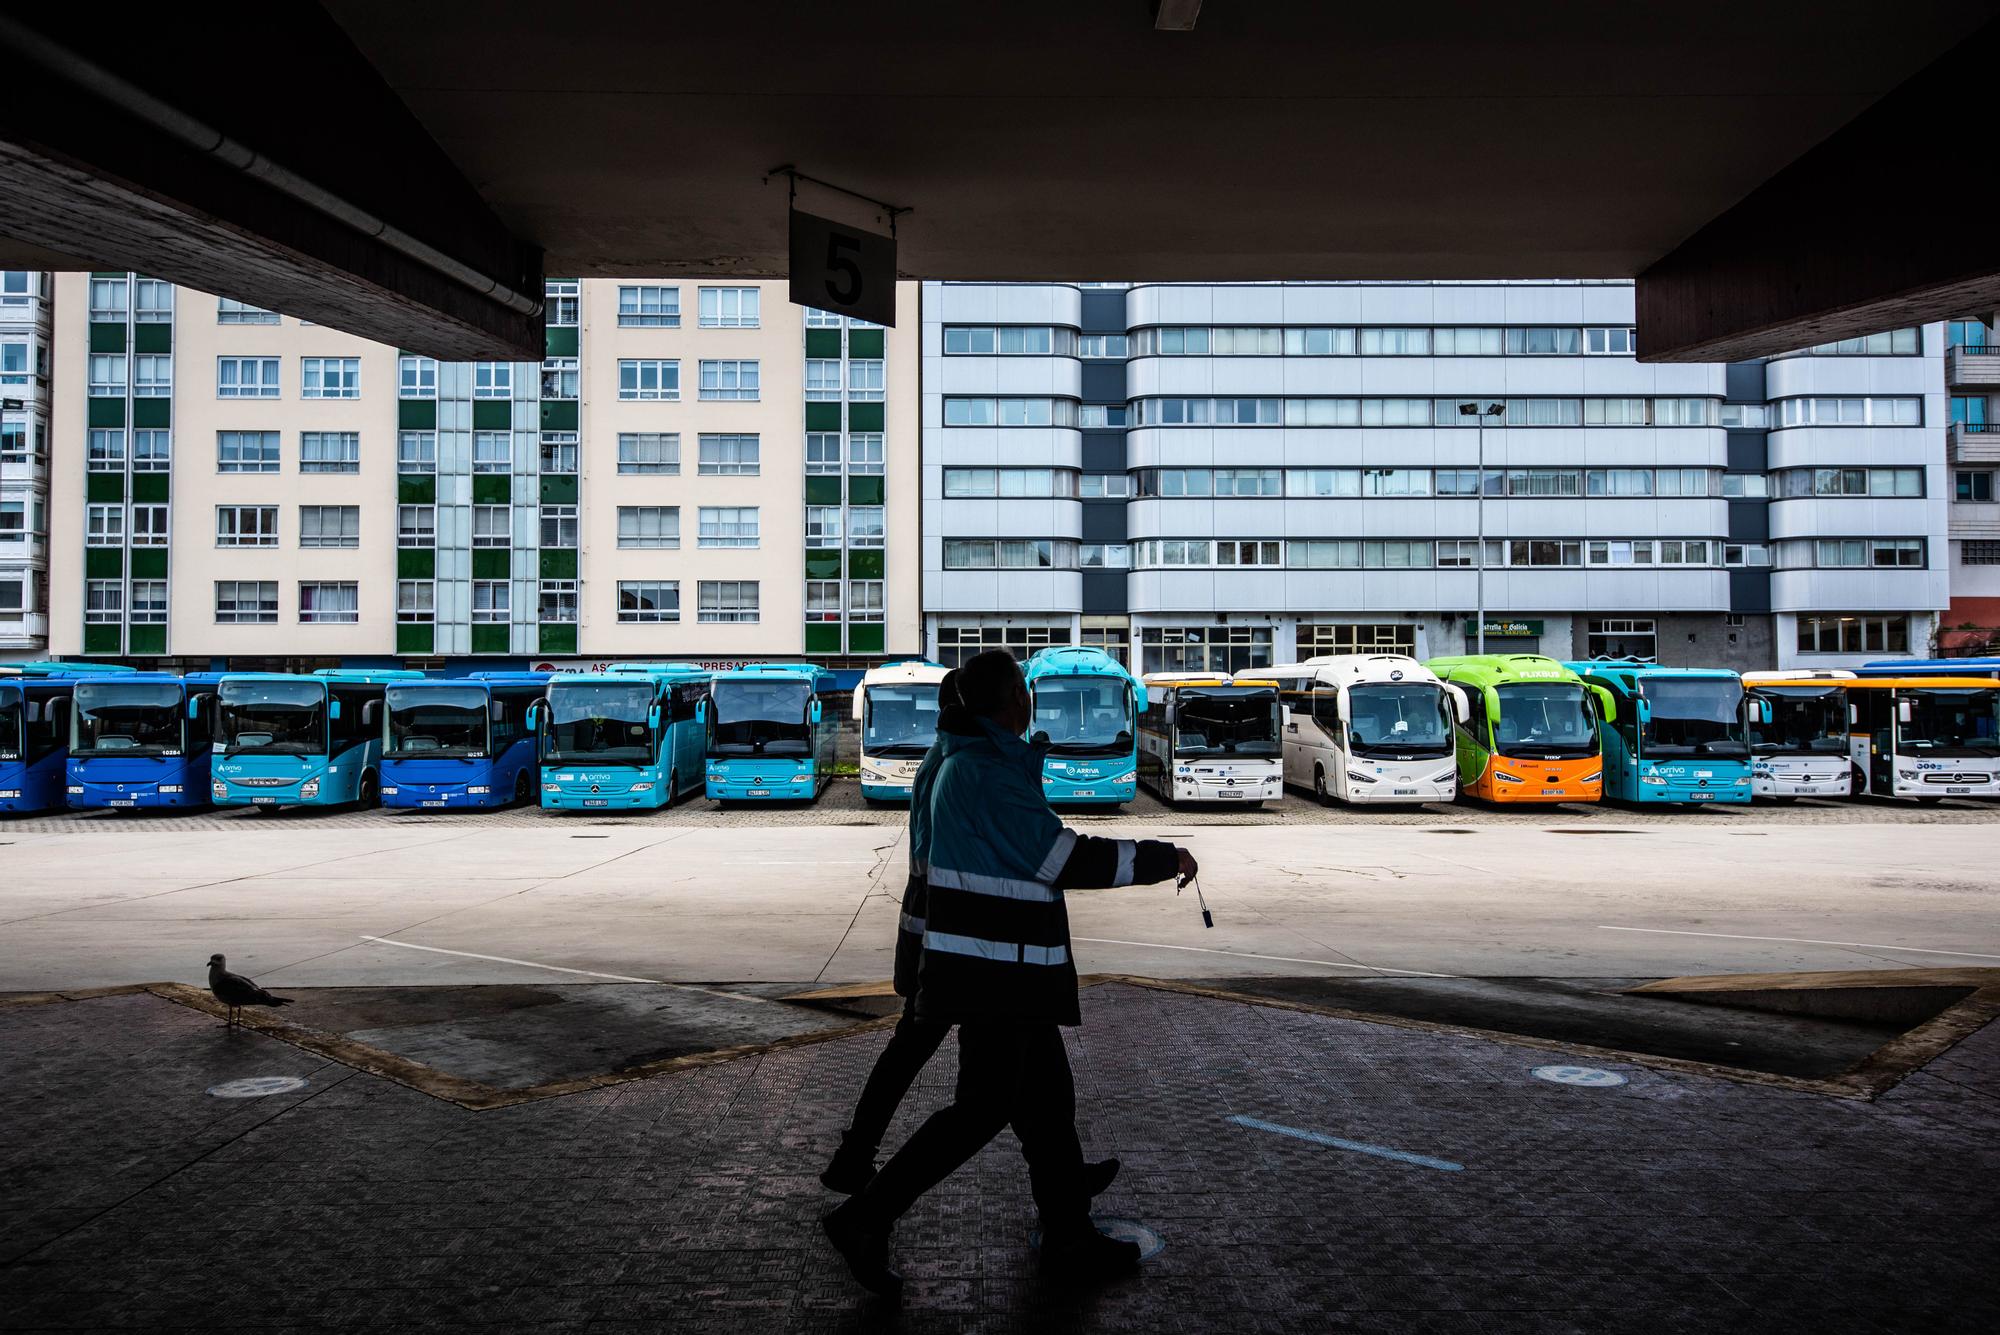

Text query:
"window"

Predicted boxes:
[[216, 505, 278, 547], [397, 581, 435, 624], [1286, 468, 1362, 498], [848, 506, 885, 548], [85, 580, 122, 623], [618, 581, 680, 623], [1505, 327, 1583, 356], [3, 341, 37, 388], [1777, 396, 1922, 427], [697, 580, 759, 622], [217, 430, 280, 473], [1719, 403, 1771, 429], [805, 359, 843, 400], [473, 431, 512, 474], [88, 277, 127, 320], [805, 505, 843, 548], [1143, 396, 1281, 425], [301, 357, 359, 399], [85, 503, 124, 545], [131, 355, 171, 397], [132, 429, 170, 472], [129, 580, 166, 625], [944, 397, 1063, 426], [540, 504, 578, 548], [300, 431, 360, 474], [130, 505, 169, 547], [1359, 327, 1433, 356], [1140, 625, 1274, 674], [471, 506, 511, 549], [1504, 539, 1584, 567], [299, 582, 359, 624], [215, 581, 278, 624], [698, 506, 759, 548], [398, 431, 436, 474], [849, 581, 886, 623], [848, 432, 885, 475], [0, 271, 39, 308], [1587, 619, 1656, 659], [1720, 473, 1769, 499], [87, 429, 126, 471], [1962, 541, 2000, 565], [0, 500, 24, 540], [1079, 473, 1129, 498], [544, 279, 579, 327], [89, 354, 127, 397], [1363, 468, 1433, 497], [1078, 405, 1129, 428], [1216, 540, 1283, 566], [473, 363, 512, 399], [1076, 335, 1128, 359], [541, 357, 578, 400], [538, 580, 578, 623], [1505, 468, 1582, 498], [1504, 398, 1585, 426], [1810, 538, 1925, 568], [1949, 321, 1992, 348], [398, 355, 437, 398], [617, 285, 680, 327], [1585, 327, 1637, 355], [299, 505, 360, 549], [942, 539, 1070, 569], [218, 297, 278, 325], [617, 506, 680, 548], [397, 505, 436, 548], [1586, 468, 1653, 497], [805, 432, 843, 475], [806, 580, 842, 623], [1080, 543, 1131, 569], [935, 623, 1067, 666], [847, 360, 885, 401], [698, 433, 760, 474], [1957, 471, 1994, 503], [942, 326, 1058, 355], [1801, 329, 1920, 356], [617, 432, 679, 474], [1134, 539, 1214, 568], [216, 356, 279, 399], [619, 359, 680, 400], [540, 431, 578, 473], [1796, 614, 1910, 654], [132, 280, 172, 322], [698, 287, 760, 328], [1952, 396, 1988, 427], [1429, 327, 1499, 356], [1723, 544, 1772, 567], [1297, 624, 1417, 657], [471, 581, 509, 624]]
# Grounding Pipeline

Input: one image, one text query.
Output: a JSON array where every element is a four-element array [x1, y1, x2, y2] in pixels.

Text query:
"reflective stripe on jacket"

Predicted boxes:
[[892, 739, 946, 997]]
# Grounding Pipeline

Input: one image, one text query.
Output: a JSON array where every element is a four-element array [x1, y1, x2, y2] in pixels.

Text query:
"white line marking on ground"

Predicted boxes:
[[1228, 1115, 1465, 1171], [355, 936, 775, 1003], [1596, 925, 2000, 962], [1073, 937, 1455, 978]]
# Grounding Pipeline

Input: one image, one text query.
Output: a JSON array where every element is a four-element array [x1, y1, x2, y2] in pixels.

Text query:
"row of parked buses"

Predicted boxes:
[[5, 653, 1998, 816]]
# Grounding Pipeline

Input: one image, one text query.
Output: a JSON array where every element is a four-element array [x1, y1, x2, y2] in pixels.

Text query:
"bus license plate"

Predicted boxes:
[[422, 800, 447, 807], [1688, 792, 1713, 800], [1072, 789, 1095, 797], [748, 788, 770, 797], [110, 799, 136, 807], [251, 796, 276, 804], [583, 799, 607, 807], [1541, 788, 1564, 795], [1392, 788, 1418, 796], [1948, 787, 1971, 794], [1218, 789, 1244, 799]]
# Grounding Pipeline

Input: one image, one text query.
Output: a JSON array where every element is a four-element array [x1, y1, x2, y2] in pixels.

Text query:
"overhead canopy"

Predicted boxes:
[[1, 1, 1995, 360]]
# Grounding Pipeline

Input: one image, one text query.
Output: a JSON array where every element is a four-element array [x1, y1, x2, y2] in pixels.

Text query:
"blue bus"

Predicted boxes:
[[536, 663, 710, 810], [2, 662, 134, 813], [1563, 659, 1755, 805], [703, 663, 840, 801], [66, 671, 227, 809], [211, 669, 424, 810], [1022, 646, 1147, 805], [381, 672, 551, 809], [1857, 658, 2000, 679]]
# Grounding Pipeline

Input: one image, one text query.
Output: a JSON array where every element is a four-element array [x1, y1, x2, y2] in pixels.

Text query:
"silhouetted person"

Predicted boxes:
[[823, 650, 1196, 1297]]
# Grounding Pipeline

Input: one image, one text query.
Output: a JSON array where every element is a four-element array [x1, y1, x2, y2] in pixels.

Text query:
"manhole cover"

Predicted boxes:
[[207, 1075, 310, 1099], [1532, 1065, 1628, 1087], [1030, 1215, 1165, 1261]]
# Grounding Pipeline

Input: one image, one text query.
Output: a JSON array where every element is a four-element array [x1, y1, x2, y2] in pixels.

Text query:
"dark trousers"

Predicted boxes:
[[849, 1021, 1090, 1237], [841, 998, 950, 1153]]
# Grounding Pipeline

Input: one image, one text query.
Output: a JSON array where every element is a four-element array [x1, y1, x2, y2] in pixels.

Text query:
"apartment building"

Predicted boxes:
[[921, 282, 1949, 672], [46, 276, 919, 669], [1942, 320, 2000, 653], [1, 270, 52, 660]]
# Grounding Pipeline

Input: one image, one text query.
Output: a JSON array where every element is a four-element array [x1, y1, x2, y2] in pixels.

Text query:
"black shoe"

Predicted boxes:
[[1041, 1225, 1141, 1282], [822, 1202, 902, 1300], [819, 1145, 878, 1195], [1083, 1157, 1120, 1199]]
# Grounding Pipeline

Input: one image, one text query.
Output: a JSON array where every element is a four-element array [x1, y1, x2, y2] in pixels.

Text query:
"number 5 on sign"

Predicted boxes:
[[789, 209, 897, 327]]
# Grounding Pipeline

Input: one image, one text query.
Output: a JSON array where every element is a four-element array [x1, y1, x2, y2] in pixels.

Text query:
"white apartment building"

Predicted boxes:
[[1, 270, 52, 659], [921, 281, 1948, 672], [46, 276, 919, 670]]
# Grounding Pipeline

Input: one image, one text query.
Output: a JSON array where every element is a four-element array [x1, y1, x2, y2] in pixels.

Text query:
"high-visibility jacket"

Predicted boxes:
[[916, 710, 1178, 1026], [892, 738, 947, 998]]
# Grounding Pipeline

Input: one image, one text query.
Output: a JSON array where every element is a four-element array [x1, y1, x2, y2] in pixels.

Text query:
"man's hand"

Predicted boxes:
[[1175, 847, 1199, 888]]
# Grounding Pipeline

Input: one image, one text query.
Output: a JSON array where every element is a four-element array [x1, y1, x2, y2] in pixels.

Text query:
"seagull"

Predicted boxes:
[[206, 953, 294, 1028]]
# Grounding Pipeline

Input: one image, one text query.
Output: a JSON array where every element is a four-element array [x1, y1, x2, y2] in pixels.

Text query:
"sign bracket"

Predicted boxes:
[[764, 164, 911, 238]]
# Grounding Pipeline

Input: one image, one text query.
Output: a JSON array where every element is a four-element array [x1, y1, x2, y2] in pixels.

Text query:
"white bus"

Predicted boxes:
[[852, 660, 950, 801], [1264, 655, 1466, 804], [1137, 673, 1284, 806], [1741, 670, 1855, 800]]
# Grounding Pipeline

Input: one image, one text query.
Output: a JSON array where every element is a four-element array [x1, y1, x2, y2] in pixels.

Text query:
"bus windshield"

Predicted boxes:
[[1032, 675, 1133, 757], [0, 686, 20, 761], [863, 684, 940, 759], [1346, 684, 1452, 758], [218, 680, 326, 755], [1640, 677, 1747, 758], [1493, 682, 1598, 756], [72, 682, 184, 756], [711, 680, 812, 757], [1898, 688, 2000, 757], [1749, 688, 1848, 756], [545, 684, 656, 765], [387, 686, 489, 758], [1174, 689, 1280, 757]]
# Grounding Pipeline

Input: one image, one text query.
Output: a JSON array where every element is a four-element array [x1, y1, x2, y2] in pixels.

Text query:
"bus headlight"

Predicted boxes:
[[1898, 770, 1916, 781], [1112, 772, 1135, 785], [467, 785, 490, 795], [543, 783, 563, 794], [298, 779, 320, 798], [1734, 777, 1750, 786], [1581, 772, 1601, 783], [1492, 772, 1523, 784], [629, 782, 654, 792], [1640, 775, 1667, 786], [212, 781, 227, 798], [791, 775, 810, 784], [1432, 770, 1457, 784], [0, 789, 19, 799], [1347, 771, 1377, 783], [158, 785, 182, 794], [67, 785, 83, 795]]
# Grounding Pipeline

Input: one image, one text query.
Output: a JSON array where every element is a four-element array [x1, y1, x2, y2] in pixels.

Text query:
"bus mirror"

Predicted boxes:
[[696, 699, 707, 724], [1446, 685, 1469, 723], [187, 692, 208, 720], [648, 704, 662, 731], [1898, 699, 1914, 725], [1849, 703, 1859, 727], [1163, 703, 1176, 727], [1756, 698, 1774, 726], [362, 700, 380, 728], [1634, 696, 1650, 723], [328, 698, 342, 720], [810, 698, 823, 724], [525, 702, 540, 731], [1591, 685, 1617, 725], [851, 691, 865, 721]]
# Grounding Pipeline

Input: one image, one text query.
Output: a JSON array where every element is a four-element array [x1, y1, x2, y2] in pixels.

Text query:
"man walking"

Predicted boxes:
[[823, 650, 1196, 1296]]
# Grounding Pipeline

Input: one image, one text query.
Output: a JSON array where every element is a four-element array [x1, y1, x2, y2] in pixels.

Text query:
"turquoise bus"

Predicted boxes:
[[535, 663, 711, 810], [1562, 659, 1756, 805], [67, 671, 227, 809], [1022, 645, 1147, 805], [211, 669, 424, 810], [2, 662, 135, 814], [703, 663, 839, 801], [381, 672, 551, 809]]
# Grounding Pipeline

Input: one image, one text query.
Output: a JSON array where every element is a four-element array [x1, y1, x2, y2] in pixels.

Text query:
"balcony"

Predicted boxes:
[[0, 612, 50, 649], [1947, 345, 2000, 389], [1949, 502, 2000, 539], [1949, 421, 2000, 463]]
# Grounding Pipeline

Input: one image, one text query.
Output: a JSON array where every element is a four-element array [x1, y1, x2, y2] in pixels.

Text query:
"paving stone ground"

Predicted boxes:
[[3, 983, 1995, 1333]]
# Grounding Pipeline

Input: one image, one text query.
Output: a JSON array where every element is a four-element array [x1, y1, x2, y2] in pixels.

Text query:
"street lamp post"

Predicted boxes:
[[1459, 401, 1506, 653]]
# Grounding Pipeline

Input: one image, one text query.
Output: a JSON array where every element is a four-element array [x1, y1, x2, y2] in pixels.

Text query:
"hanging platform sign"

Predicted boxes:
[[789, 208, 897, 328]]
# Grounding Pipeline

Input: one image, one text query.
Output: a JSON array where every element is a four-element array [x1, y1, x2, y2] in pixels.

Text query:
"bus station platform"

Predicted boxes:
[[3, 975, 1995, 1333]]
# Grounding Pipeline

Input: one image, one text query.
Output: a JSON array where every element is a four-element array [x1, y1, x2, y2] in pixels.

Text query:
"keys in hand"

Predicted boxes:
[[1175, 847, 1199, 887]]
